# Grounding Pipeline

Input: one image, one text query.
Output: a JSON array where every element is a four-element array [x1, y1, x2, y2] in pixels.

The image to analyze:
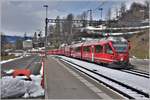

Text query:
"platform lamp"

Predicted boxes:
[[43, 5, 48, 57]]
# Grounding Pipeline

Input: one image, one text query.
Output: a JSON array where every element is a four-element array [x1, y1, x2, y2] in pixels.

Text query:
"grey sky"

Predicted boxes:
[[1, 0, 146, 37]]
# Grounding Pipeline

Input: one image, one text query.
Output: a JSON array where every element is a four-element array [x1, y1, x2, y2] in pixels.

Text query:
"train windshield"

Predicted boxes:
[[112, 42, 128, 53]]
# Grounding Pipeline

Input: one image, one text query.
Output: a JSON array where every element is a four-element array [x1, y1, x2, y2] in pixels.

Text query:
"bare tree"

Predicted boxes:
[[33, 32, 37, 41], [48, 25, 55, 45], [66, 14, 74, 44], [24, 32, 27, 40], [55, 16, 61, 35], [16, 39, 23, 50], [81, 11, 88, 27], [1, 32, 8, 53], [115, 7, 119, 19], [107, 8, 111, 21], [144, 0, 149, 18], [120, 2, 126, 16]]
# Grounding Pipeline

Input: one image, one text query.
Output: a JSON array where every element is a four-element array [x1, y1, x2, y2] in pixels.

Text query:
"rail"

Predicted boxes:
[[55, 56, 149, 99]]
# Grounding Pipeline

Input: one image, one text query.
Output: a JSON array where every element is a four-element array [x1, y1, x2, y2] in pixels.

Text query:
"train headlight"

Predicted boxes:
[[120, 57, 123, 61]]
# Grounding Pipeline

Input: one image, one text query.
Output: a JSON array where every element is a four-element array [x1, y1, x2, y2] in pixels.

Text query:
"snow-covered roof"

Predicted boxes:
[[106, 37, 127, 42], [74, 37, 127, 47], [85, 26, 106, 31], [25, 39, 32, 42], [82, 25, 150, 32]]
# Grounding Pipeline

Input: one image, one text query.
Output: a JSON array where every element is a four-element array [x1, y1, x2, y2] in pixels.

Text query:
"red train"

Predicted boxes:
[[48, 37, 131, 69]]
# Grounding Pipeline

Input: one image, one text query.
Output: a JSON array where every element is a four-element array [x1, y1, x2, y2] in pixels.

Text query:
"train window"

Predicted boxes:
[[112, 42, 128, 53], [75, 47, 81, 52], [105, 44, 113, 54], [95, 45, 103, 53], [92, 47, 94, 53], [83, 46, 91, 52]]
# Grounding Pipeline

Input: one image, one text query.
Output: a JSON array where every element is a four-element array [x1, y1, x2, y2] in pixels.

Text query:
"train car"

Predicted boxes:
[[48, 50, 53, 55], [82, 37, 131, 68], [70, 37, 130, 69], [52, 49, 58, 55], [71, 43, 83, 59], [48, 36, 131, 69], [64, 45, 72, 57]]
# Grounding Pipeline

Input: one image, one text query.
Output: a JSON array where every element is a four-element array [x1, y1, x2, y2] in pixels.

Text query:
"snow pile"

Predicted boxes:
[[40, 62, 44, 75], [4, 69, 15, 74], [1, 58, 44, 98], [1, 75, 44, 98]]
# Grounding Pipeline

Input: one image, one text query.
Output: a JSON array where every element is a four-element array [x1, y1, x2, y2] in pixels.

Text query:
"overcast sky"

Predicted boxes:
[[1, 0, 147, 37]]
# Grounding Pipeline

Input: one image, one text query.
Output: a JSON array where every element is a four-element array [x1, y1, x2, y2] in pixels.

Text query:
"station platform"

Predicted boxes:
[[44, 56, 123, 99]]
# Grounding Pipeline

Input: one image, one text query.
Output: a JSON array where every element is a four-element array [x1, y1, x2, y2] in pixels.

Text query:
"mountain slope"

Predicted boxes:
[[129, 29, 149, 59]]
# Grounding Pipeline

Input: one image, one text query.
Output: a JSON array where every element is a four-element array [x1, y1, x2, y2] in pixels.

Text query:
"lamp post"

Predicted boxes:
[[43, 5, 48, 57]]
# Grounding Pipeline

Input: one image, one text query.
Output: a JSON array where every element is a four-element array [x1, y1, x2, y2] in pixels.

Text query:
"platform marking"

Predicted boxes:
[[53, 57, 112, 99], [43, 59, 48, 99]]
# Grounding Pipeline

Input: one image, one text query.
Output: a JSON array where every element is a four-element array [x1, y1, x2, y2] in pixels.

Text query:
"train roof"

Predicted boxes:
[[84, 37, 127, 46], [71, 42, 84, 48], [70, 37, 128, 48]]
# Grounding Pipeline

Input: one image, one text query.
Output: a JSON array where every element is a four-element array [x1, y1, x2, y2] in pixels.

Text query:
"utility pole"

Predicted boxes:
[[43, 5, 48, 57], [98, 8, 103, 20], [88, 9, 92, 26]]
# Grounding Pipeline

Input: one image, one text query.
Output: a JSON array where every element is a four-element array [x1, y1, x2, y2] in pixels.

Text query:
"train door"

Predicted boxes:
[[74, 47, 81, 58], [82, 46, 91, 61], [94, 45, 104, 63], [91, 45, 94, 62], [69, 46, 72, 57], [103, 43, 115, 63]]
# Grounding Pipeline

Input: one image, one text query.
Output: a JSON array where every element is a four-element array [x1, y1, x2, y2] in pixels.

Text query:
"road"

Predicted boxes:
[[1, 54, 42, 76]]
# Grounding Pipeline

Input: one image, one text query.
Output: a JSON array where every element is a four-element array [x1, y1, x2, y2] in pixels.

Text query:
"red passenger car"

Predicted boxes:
[[71, 43, 83, 59], [48, 37, 131, 69], [64, 45, 72, 56], [72, 37, 130, 68]]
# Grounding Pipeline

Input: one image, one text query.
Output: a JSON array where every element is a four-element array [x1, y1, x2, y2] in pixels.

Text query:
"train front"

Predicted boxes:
[[108, 37, 132, 69]]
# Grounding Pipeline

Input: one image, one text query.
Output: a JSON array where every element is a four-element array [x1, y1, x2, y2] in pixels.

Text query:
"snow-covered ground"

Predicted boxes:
[[0, 56, 23, 64], [84, 25, 150, 31], [58, 56, 149, 94], [130, 57, 149, 61], [108, 25, 150, 30], [82, 25, 149, 36], [109, 30, 144, 36]]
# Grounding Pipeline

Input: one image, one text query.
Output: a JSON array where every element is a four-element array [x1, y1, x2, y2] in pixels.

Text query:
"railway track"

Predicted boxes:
[[121, 69, 149, 78], [57, 55, 149, 78], [129, 69, 149, 75], [57, 56, 149, 99], [2, 55, 41, 77], [71, 56, 149, 78], [25, 55, 41, 69]]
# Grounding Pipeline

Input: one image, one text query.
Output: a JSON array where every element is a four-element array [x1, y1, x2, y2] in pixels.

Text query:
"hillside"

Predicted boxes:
[[129, 29, 149, 59], [1, 35, 32, 44]]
